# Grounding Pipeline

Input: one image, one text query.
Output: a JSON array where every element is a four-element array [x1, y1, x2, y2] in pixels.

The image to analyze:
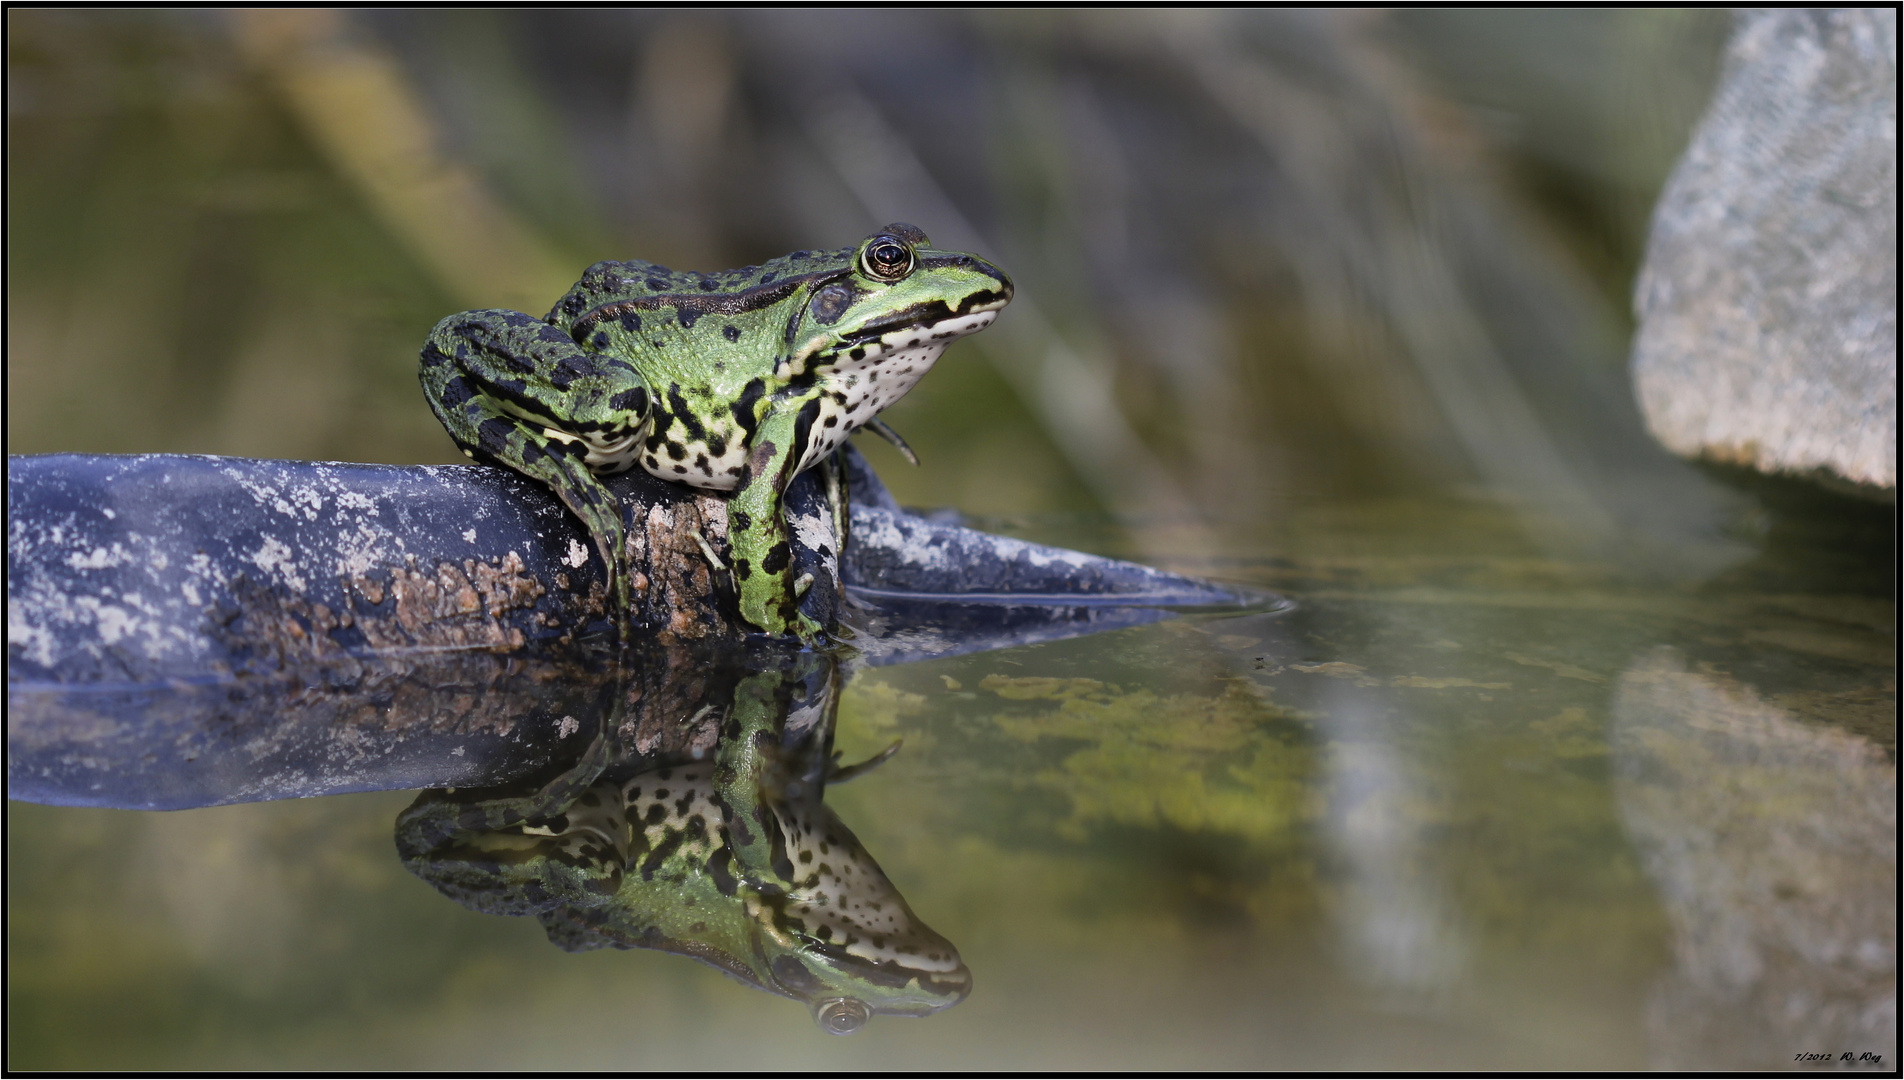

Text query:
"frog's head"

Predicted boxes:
[[749, 805, 972, 1034], [785, 223, 1012, 376]]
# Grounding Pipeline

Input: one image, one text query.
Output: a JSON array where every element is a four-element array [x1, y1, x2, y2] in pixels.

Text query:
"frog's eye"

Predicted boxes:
[[813, 996, 871, 1035], [859, 236, 914, 283]]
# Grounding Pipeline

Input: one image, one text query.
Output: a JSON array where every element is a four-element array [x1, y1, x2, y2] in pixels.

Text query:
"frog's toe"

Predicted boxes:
[[793, 611, 834, 646]]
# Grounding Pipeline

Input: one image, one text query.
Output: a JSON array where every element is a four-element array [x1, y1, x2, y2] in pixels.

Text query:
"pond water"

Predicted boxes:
[[9, 491, 1892, 1072]]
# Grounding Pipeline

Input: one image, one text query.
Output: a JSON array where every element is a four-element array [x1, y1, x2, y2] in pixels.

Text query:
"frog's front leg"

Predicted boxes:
[[420, 311, 650, 630], [730, 407, 826, 641], [712, 665, 824, 888]]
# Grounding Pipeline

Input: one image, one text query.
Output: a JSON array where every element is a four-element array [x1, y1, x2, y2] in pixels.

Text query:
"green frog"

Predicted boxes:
[[419, 224, 1012, 640], [396, 661, 969, 1033]]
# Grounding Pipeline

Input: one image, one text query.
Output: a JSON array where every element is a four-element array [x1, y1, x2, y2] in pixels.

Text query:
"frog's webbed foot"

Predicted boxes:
[[736, 587, 829, 644], [793, 610, 859, 652], [545, 455, 631, 630], [795, 610, 830, 646]]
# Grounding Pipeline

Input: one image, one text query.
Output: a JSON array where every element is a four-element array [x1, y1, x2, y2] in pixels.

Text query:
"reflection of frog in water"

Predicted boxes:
[[396, 657, 967, 1033]]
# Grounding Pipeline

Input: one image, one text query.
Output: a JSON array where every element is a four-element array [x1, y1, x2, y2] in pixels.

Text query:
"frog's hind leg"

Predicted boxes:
[[396, 730, 627, 918], [431, 388, 632, 631], [422, 312, 647, 633], [489, 405, 628, 626], [395, 724, 614, 864]]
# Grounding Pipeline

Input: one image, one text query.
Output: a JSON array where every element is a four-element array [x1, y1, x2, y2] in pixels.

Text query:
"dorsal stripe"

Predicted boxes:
[[571, 274, 836, 340]]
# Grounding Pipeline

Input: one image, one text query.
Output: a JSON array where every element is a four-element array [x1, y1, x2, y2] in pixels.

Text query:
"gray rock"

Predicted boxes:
[[6, 447, 1256, 687], [1632, 9, 1897, 497]]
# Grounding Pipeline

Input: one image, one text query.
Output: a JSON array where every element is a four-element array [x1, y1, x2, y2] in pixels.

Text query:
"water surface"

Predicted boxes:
[[10, 493, 1891, 1071]]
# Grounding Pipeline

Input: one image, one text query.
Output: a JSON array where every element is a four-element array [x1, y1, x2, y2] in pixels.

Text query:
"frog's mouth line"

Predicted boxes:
[[845, 291, 1011, 349], [774, 943, 973, 1014]]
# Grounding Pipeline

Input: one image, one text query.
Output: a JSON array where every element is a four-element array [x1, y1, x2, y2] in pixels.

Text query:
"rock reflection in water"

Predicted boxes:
[[7, 646, 625, 810], [396, 651, 971, 1034], [1613, 648, 1896, 1070]]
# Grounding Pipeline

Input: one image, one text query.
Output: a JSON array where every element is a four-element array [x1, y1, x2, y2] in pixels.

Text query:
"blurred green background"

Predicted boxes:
[[8, 8, 1736, 548]]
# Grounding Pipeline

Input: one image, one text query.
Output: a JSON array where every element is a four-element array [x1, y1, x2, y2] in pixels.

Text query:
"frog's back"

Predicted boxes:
[[546, 250, 854, 327]]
